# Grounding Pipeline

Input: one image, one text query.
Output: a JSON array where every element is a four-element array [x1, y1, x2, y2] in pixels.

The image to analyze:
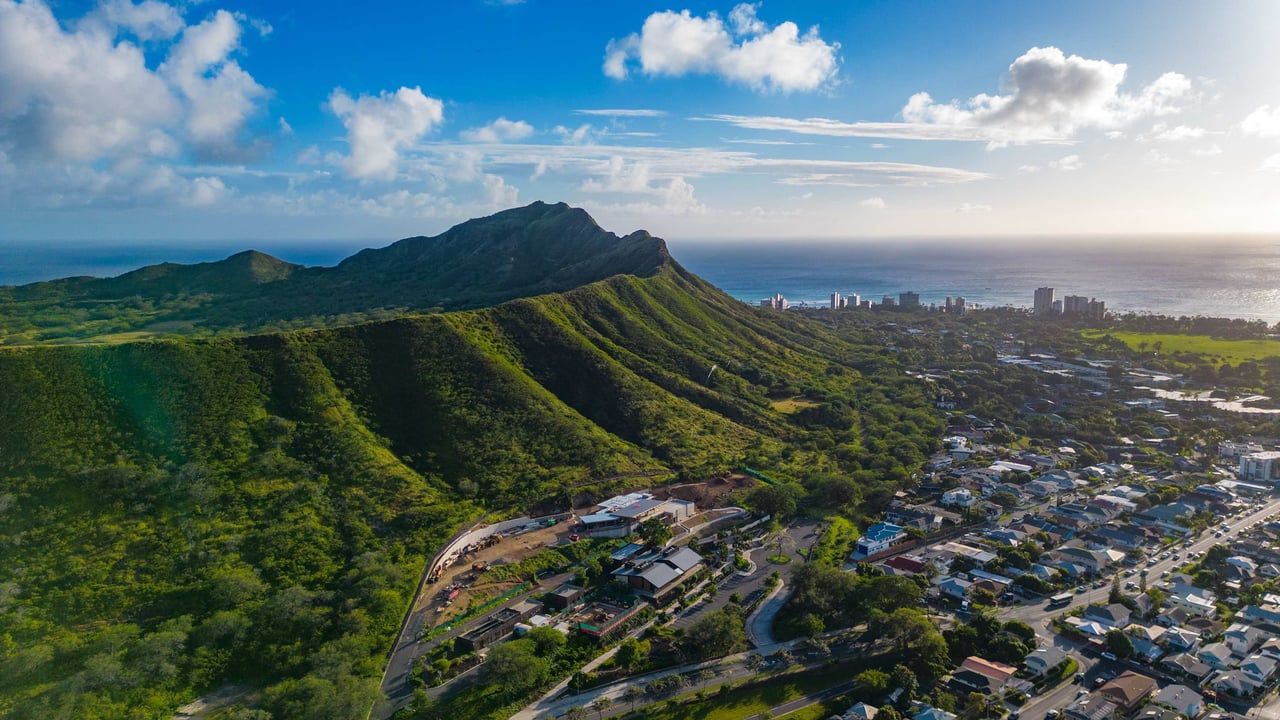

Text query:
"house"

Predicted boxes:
[[1238, 604, 1280, 630], [880, 555, 930, 577], [1024, 647, 1069, 677], [1098, 671, 1158, 715], [914, 706, 958, 720], [1197, 643, 1234, 670], [1185, 617, 1224, 639], [942, 487, 977, 508], [1064, 695, 1118, 720], [1158, 608, 1190, 629], [1169, 589, 1218, 618], [612, 546, 704, 601], [1159, 653, 1215, 685], [950, 668, 1001, 694], [581, 492, 696, 537], [1134, 708, 1183, 720], [844, 703, 880, 720], [1163, 627, 1202, 654], [961, 656, 1018, 685], [1240, 654, 1278, 685], [1151, 684, 1205, 719], [1085, 603, 1133, 630], [1211, 669, 1260, 697], [853, 522, 908, 559], [1257, 637, 1280, 661], [985, 528, 1027, 546], [937, 576, 973, 600], [1224, 623, 1264, 655], [1133, 593, 1156, 619], [455, 599, 541, 651], [1225, 556, 1257, 579]]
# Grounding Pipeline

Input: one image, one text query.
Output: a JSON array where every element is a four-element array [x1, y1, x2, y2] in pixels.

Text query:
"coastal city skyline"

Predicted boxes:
[[3, 1, 1280, 241]]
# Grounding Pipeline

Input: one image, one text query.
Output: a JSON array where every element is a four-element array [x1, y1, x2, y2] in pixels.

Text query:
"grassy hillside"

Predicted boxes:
[[0, 248, 941, 719], [0, 202, 669, 345]]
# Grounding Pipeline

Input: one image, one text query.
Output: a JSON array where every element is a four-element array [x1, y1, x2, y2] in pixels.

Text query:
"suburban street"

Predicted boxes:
[[1001, 495, 1280, 720]]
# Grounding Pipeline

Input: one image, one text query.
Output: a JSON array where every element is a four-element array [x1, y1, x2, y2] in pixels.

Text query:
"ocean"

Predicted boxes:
[[669, 237, 1280, 324], [2, 236, 1279, 323]]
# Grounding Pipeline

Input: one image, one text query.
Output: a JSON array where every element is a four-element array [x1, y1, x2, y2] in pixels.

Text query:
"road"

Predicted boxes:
[[1002, 495, 1280, 720]]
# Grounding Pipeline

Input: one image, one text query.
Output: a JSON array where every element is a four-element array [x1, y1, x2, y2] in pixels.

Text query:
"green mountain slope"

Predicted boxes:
[[0, 202, 669, 344], [0, 207, 942, 720]]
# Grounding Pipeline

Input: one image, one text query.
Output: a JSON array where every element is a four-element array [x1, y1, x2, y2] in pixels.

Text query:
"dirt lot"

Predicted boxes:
[[416, 519, 578, 625], [656, 473, 759, 508]]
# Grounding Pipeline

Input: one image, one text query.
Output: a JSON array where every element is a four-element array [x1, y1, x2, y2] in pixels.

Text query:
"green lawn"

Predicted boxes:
[[770, 397, 821, 414], [630, 664, 851, 720], [1082, 329, 1280, 364]]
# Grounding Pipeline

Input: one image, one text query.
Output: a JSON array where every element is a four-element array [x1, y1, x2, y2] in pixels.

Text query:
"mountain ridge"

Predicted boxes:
[[0, 201, 673, 344]]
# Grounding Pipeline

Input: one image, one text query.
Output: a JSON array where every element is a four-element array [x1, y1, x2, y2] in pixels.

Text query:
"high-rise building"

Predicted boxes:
[[1034, 287, 1056, 316], [1052, 299, 1063, 315], [760, 292, 789, 310], [1063, 295, 1089, 314], [1088, 298, 1106, 319], [954, 296, 967, 315], [830, 291, 842, 309], [899, 291, 921, 308], [847, 293, 860, 308], [881, 295, 897, 307], [945, 296, 954, 313]]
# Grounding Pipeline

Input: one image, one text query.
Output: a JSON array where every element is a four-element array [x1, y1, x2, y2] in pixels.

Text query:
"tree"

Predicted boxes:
[[801, 613, 825, 639], [637, 517, 673, 548], [856, 668, 891, 697], [484, 639, 548, 694], [1105, 629, 1134, 660], [963, 692, 990, 720], [616, 637, 649, 670], [1002, 620, 1036, 646], [683, 607, 747, 660], [592, 695, 614, 720], [564, 707, 589, 720], [989, 491, 1019, 509], [970, 587, 997, 607], [891, 664, 918, 705], [623, 685, 645, 712], [526, 626, 566, 657], [745, 484, 799, 519]]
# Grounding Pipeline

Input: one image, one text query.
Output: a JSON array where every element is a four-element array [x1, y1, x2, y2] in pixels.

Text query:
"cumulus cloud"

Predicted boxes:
[[603, 3, 839, 93], [553, 123, 606, 145], [901, 47, 1192, 145], [460, 117, 533, 143], [328, 86, 444, 180], [1242, 105, 1280, 138], [1260, 153, 1280, 172], [482, 173, 519, 206], [0, 0, 272, 180], [703, 47, 1191, 145], [1049, 154, 1083, 171], [160, 9, 268, 156], [858, 197, 885, 209], [1191, 144, 1222, 157]]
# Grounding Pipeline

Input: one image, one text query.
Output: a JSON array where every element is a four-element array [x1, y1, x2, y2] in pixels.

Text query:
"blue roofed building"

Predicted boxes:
[[853, 522, 907, 559]]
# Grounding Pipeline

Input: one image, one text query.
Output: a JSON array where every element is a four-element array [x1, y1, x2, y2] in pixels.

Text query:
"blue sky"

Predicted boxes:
[[3, 0, 1280, 241]]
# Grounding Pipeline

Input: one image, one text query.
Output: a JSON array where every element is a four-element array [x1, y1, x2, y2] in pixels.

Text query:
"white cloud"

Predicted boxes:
[[573, 108, 666, 117], [955, 203, 992, 213], [186, 175, 228, 206], [160, 9, 267, 156], [460, 117, 534, 143], [328, 85, 444, 180], [1139, 122, 1207, 142], [1242, 105, 1280, 139], [723, 138, 813, 146], [1018, 164, 1039, 173], [278, 117, 293, 135], [1259, 153, 1280, 172], [901, 47, 1193, 145], [1143, 149, 1176, 167], [603, 3, 839, 93], [1049, 154, 1083, 171], [482, 173, 519, 206], [1191, 144, 1222, 157], [84, 0, 184, 41], [704, 47, 1190, 145], [553, 123, 606, 145], [858, 197, 885, 209], [870, 143, 888, 149]]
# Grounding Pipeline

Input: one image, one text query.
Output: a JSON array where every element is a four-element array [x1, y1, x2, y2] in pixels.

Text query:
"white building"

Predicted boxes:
[[852, 522, 907, 559], [830, 291, 842, 309], [1240, 451, 1280, 483], [942, 487, 977, 508]]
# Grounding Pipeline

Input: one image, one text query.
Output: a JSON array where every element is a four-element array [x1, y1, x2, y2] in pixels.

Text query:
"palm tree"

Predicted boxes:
[[564, 707, 589, 720], [592, 695, 614, 720], [623, 685, 644, 713]]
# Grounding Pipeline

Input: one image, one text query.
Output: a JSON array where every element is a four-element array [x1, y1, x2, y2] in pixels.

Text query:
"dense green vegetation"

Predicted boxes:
[[0, 205, 946, 720], [0, 202, 668, 345]]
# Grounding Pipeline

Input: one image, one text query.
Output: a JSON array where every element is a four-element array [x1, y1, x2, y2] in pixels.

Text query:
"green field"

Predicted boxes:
[[770, 397, 820, 414], [631, 664, 850, 720], [1082, 330, 1280, 364]]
